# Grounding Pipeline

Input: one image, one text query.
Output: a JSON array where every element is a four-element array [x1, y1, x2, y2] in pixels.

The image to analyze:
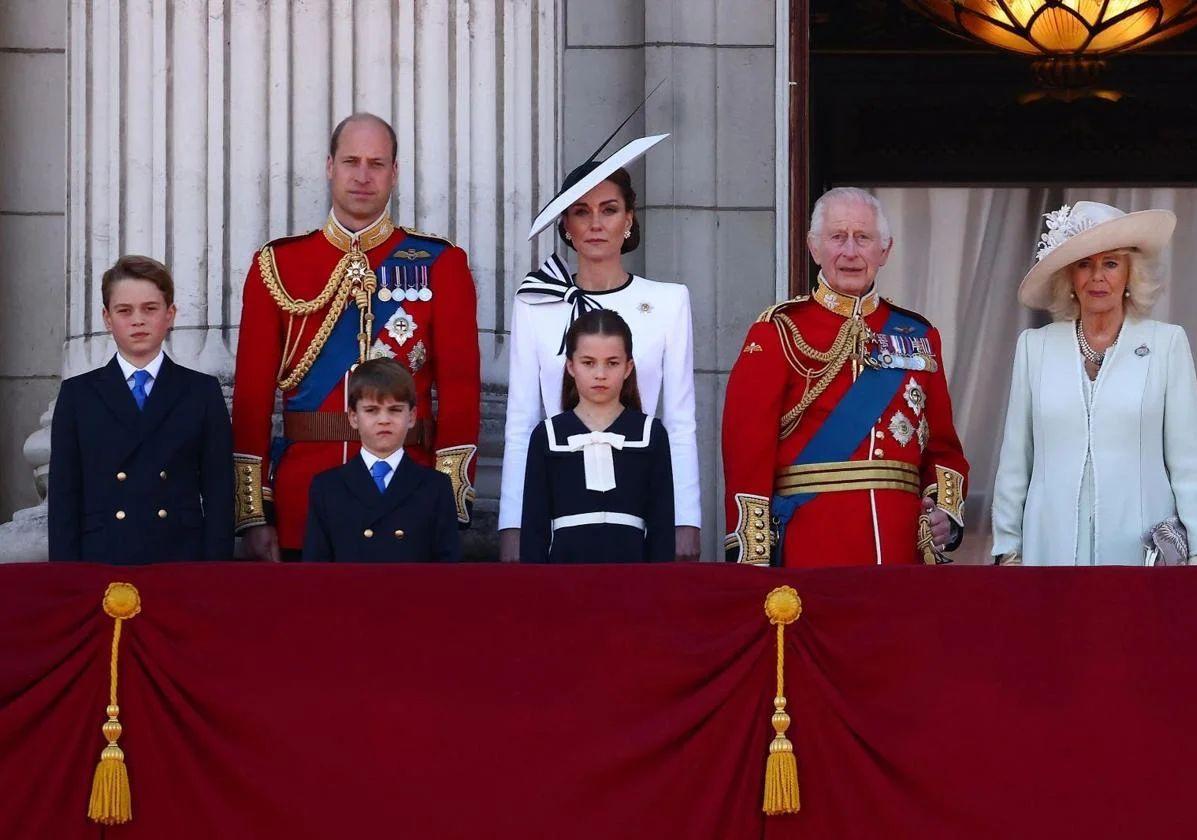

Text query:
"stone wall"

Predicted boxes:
[[0, 0, 66, 524]]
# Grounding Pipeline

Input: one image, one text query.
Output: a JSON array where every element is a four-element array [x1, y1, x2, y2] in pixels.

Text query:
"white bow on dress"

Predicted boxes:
[[565, 431, 626, 492]]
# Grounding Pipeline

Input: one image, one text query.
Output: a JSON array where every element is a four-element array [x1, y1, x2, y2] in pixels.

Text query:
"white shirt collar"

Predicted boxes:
[[115, 349, 166, 382], [360, 446, 404, 473], [329, 208, 390, 238]]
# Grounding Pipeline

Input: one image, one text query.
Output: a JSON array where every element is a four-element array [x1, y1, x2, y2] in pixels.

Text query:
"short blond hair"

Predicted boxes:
[[1046, 248, 1161, 321]]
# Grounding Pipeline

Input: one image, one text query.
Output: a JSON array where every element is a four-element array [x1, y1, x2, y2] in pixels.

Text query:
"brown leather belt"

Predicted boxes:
[[283, 411, 434, 448]]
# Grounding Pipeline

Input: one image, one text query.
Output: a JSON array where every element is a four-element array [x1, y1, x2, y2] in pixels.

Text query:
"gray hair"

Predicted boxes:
[[1046, 248, 1162, 321], [809, 187, 892, 246]]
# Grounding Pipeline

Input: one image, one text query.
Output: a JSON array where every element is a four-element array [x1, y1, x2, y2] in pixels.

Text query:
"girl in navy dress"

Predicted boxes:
[[520, 309, 675, 563]]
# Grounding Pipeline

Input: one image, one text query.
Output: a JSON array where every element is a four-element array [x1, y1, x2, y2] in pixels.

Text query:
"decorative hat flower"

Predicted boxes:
[[1036, 204, 1097, 262]]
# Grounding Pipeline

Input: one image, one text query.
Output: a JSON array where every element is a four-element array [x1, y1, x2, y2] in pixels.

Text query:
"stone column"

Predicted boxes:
[[0, 1, 66, 562], [0, 0, 561, 560]]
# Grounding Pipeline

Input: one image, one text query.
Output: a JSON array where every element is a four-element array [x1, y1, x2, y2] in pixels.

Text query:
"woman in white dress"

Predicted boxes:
[[992, 200, 1197, 566], [498, 134, 702, 562]]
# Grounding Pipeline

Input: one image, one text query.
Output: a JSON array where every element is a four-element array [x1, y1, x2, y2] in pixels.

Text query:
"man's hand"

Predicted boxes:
[[922, 497, 952, 551], [498, 528, 520, 563], [675, 526, 701, 562], [243, 524, 281, 563]]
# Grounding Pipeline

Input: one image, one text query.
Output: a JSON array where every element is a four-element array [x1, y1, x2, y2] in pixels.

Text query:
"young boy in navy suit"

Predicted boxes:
[[48, 255, 234, 563], [303, 358, 462, 562]]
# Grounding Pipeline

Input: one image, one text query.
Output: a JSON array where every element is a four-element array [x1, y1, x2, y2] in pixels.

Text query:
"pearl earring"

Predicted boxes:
[[564, 232, 572, 241], [1070, 291, 1077, 299], [1124, 289, 1130, 298], [623, 229, 632, 240]]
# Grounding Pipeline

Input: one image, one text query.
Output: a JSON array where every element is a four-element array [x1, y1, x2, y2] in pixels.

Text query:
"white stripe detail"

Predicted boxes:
[[545, 415, 653, 451], [551, 512, 646, 532]]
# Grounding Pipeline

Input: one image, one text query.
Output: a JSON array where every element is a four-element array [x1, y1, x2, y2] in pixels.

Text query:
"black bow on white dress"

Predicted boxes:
[[516, 254, 605, 355]]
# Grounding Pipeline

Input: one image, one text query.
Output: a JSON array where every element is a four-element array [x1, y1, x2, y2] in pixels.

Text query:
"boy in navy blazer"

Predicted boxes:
[[303, 358, 462, 562], [48, 255, 234, 563]]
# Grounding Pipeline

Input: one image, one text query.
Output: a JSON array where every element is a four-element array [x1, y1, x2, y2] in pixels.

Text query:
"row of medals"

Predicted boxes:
[[374, 262, 433, 303]]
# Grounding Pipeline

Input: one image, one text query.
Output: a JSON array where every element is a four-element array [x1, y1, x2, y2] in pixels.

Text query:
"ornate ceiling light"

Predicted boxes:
[[905, 1, 1197, 91]]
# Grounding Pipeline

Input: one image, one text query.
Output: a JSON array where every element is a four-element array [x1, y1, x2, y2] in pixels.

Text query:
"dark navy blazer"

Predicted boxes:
[[303, 454, 462, 562], [48, 354, 234, 563]]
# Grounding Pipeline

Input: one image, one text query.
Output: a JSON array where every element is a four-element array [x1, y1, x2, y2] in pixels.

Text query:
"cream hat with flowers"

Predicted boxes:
[[1018, 201, 1175, 310]]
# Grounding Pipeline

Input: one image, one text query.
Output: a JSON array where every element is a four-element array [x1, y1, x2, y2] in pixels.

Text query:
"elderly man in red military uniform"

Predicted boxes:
[[233, 113, 481, 561], [722, 187, 968, 567]]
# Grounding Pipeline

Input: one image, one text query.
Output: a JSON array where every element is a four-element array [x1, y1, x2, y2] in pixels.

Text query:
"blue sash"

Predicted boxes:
[[771, 309, 927, 553], [287, 233, 447, 411]]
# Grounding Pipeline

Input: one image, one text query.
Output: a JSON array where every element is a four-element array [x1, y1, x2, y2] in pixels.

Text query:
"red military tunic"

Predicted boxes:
[[722, 277, 968, 567], [232, 212, 481, 550]]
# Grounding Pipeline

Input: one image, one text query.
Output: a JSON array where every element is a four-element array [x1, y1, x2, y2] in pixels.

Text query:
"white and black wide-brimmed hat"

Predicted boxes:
[[1019, 200, 1176, 310], [527, 81, 670, 240]]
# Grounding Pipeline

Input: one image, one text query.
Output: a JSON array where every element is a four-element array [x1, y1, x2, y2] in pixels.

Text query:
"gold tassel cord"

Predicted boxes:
[[763, 585, 802, 816], [88, 582, 142, 826]]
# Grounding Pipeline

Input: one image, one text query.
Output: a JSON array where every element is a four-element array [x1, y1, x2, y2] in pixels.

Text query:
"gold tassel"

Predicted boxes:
[[88, 582, 142, 826], [916, 512, 939, 565], [763, 585, 802, 816]]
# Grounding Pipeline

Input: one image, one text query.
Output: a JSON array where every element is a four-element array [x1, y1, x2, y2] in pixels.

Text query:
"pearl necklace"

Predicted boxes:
[[1075, 319, 1119, 367]]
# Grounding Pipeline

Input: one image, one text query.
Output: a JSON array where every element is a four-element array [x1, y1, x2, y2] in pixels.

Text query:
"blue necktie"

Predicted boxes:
[[370, 459, 392, 494], [131, 370, 152, 411]]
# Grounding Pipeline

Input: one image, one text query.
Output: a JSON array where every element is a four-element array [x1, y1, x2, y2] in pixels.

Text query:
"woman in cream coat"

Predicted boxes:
[[992, 200, 1197, 566]]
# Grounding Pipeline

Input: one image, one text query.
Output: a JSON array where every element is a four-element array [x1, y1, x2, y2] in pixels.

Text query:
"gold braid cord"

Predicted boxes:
[[774, 314, 872, 439], [258, 245, 378, 392], [259, 246, 343, 314], [916, 513, 943, 565]]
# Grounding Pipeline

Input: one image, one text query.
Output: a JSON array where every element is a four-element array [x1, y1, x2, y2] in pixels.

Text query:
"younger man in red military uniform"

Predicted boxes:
[[722, 187, 968, 567], [233, 113, 481, 561]]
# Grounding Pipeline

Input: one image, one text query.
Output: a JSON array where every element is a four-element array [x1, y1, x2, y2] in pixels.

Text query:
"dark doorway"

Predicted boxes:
[[791, 0, 1197, 294]]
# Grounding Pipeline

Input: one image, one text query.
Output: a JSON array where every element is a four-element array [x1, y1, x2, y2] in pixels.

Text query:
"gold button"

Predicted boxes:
[[363, 529, 374, 538], [247, 506, 255, 514], [160, 470, 167, 479], [875, 431, 884, 440], [753, 507, 764, 517], [754, 519, 765, 529], [243, 466, 251, 475], [874, 448, 884, 456], [755, 533, 766, 542], [158, 509, 168, 519], [754, 546, 766, 556], [116, 471, 127, 481], [394, 529, 405, 539], [115, 510, 126, 520]]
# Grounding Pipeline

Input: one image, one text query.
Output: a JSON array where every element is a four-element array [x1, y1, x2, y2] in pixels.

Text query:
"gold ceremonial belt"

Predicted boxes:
[[774, 459, 920, 496]]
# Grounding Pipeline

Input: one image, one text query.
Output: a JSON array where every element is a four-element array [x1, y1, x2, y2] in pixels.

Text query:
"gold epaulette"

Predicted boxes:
[[756, 295, 809, 324], [401, 226, 455, 248]]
